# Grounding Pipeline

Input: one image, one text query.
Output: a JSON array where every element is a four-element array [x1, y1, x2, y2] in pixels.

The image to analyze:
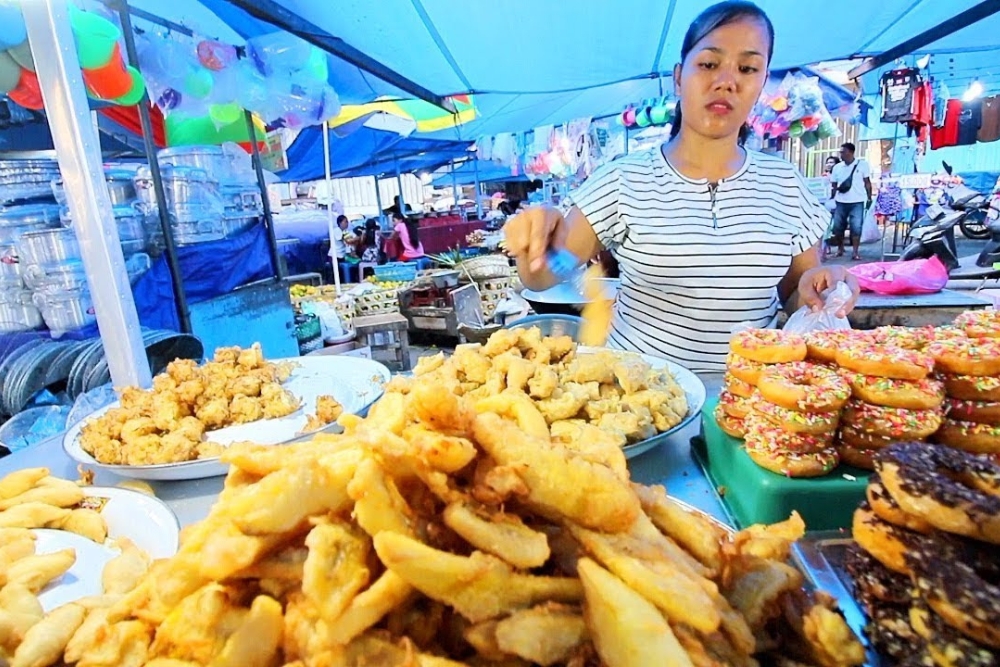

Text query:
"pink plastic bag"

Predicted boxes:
[[847, 256, 948, 295]]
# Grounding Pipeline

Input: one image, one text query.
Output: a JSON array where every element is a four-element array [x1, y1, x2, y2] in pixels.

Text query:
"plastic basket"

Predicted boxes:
[[374, 262, 418, 282], [458, 254, 511, 282]]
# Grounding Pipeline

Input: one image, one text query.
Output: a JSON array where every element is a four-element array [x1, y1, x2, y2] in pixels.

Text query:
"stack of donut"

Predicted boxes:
[[720, 329, 850, 477], [932, 310, 1000, 461], [849, 442, 1000, 666], [833, 326, 944, 470]]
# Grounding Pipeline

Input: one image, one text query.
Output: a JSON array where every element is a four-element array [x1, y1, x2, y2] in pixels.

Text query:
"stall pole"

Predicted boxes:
[[245, 110, 285, 279], [113, 0, 191, 333], [395, 160, 405, 213], [473, 157, 482, 219], [450, 160, 459, 208], [22, 0, 151, 388], [322, 125, 341, 293], [373, 175, 384, 223]]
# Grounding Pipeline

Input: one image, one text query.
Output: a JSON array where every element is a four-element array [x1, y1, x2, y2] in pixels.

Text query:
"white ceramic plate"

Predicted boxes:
[[577, 346, 706, 460], [34, 485, 179, 611], [63, 356, 391, 481]]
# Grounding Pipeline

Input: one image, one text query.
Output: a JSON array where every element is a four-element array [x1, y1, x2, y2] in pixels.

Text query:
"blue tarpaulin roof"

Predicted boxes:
[[127, 0, 1000, 137], [278, 126, 470, 181], [430, 160, 528, 188]]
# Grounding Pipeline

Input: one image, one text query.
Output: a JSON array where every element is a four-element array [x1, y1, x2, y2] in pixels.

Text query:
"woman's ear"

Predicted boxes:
[[673, 63, 682, 96]]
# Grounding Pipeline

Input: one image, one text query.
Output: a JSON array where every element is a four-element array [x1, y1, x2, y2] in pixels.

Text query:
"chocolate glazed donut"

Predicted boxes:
[[909, 603, 999, 667], [876, 443, 1000, 545], [907, 534, 1000, 650]]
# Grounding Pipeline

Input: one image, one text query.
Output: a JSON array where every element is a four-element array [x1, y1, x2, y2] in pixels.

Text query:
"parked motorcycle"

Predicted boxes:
[[900, 192, 1000, 279]]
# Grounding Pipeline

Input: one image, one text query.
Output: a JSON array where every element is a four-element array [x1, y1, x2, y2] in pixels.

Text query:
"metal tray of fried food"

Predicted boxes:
[[791, 531, 883, 667]]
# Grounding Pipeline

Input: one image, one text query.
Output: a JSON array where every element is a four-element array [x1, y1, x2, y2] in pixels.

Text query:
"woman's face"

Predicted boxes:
[[673, 18, 770, 141]]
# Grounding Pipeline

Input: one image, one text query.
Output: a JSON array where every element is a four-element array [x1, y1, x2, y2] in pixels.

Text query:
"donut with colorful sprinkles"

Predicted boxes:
[[847, 374, 945, 410], [841, 399, 943, 440], [954, 309, 1000, 340], [750, 392, 839, 435], [928, 336, 1000, 377], [836, 342, 935, 381], [756, 362, 850, 413], [730, 328, 807, 364]]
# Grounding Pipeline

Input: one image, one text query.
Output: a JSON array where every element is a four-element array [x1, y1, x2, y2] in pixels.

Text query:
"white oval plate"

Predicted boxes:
[[63, 356, 391, 481], [34, 485, 179, 611], [577, 346, 706, 460]]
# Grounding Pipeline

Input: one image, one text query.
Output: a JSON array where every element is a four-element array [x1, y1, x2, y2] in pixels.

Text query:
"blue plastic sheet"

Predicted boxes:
[[132, 223, 276, 331]]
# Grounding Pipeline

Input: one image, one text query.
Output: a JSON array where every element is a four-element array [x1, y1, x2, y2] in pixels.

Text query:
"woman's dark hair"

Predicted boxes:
[[669, 1, 774, 144], [362, 218, 378, 248], [404, 216, 421, 247]]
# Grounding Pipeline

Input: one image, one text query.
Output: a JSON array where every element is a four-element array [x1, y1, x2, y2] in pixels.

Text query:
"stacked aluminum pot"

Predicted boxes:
[[0, 204, 61, 333], [135, 145, 264, 248]]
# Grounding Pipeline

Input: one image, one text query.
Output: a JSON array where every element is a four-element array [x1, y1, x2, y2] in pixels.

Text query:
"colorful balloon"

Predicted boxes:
[[183, 68, 213, 99], [0, 3, 26, 51], [8, 40, 33, 72], [82, 43, 131, 99], [69, 5, 121, 69], [197, 40, 236, 71], [112, 66, 146, 106], [0, 50, 21, 93], [209, 103, 242, 127], [8, 67, 43, 109]]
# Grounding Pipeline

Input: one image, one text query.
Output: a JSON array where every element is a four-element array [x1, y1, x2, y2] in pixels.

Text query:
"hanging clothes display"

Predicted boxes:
[[932, 80, 950, 127], [875, 181, 903, 217], [930, 99, 963, 149], [880, 68, 921, 122], [890, 141, 916, 175], [956, 99, 983, 146], [978, 95, 1000, 143]]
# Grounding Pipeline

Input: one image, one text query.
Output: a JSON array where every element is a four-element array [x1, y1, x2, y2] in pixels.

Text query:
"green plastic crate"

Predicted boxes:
[[692, 397, 870, 531]]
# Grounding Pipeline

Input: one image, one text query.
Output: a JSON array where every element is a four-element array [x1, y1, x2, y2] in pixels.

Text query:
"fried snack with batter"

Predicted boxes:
[[442, 502, 550, 569], [9, 602, 85, 667], [473, 413, 640, 532], [373, 531, 582, 623], [578, 558, 694, 667]]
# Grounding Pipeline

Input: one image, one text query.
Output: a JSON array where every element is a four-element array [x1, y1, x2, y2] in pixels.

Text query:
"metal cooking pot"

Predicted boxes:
[[0, 288, 43, 332], [24, 261, 88, 292], [16, 228, 81, 266], [113, 206, 147, 256], [33, 287, 95, 333], [158, 145, 232, 182], [135, 165, 222, 212], [51, 168, 138, 207], [0, 204, 61, 244], [0, 244, 21, 283]]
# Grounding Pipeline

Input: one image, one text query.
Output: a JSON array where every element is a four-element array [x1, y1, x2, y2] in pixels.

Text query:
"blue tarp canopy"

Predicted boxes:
[[430, 160, 528, 188], [277, 126, 470, 181], [179, 0, 1000, 139]]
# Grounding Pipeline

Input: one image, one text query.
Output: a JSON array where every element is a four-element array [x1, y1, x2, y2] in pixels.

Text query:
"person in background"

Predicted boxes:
[[829, 142, 872, 261], [328, 214, 350, 282], [392, 211, 431, 270], [359, 219, 382, 265], [383, 195, 414, 219], [821, 155, 840, 259]]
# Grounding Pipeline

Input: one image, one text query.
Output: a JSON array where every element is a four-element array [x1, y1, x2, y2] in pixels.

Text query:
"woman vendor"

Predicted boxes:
[[504, 0, 860, 373]]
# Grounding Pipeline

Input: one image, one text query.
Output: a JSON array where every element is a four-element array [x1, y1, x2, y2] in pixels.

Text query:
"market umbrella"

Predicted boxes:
[[328, 95, 476, 135]]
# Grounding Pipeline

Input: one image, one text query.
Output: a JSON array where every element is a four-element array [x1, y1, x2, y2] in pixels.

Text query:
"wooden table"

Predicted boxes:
[[353, 313, 411, 371], [847, 289, 991, 329]]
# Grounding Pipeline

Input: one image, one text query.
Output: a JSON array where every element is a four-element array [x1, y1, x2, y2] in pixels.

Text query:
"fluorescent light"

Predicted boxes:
[[962, 81, 984, 102]]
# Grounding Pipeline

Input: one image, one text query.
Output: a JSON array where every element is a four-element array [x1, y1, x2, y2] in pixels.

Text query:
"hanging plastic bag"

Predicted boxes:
[[848, 256, 948, 295], [782, 280, 853, 334], [860, 205, 881, 244]]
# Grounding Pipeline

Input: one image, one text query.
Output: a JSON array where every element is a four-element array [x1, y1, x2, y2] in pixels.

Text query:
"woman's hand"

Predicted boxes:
[[503, 205, 569, 272], [797, 265, 861, 318]]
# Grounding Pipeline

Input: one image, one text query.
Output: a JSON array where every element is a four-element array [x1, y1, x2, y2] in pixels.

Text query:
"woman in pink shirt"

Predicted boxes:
[[392, 212, 431, 269]]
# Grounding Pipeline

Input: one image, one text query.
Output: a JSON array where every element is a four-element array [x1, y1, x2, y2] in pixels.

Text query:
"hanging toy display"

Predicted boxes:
[[619, 96, 675, 129], [750, 72, 842, 146]]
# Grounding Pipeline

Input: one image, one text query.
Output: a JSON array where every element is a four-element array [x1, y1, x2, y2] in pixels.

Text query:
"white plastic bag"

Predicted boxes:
[[782, 281, 853, 334], [860, 206, 881, 244]]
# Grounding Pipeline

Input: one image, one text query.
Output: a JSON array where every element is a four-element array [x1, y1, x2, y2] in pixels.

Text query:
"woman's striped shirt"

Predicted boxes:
[[565, 146, 829, 373]]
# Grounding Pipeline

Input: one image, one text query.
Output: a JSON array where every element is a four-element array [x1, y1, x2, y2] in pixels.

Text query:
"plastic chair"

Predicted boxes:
[[502, 314, 583, 340]]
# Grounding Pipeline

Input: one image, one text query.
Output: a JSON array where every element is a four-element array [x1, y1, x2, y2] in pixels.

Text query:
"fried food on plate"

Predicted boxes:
[[3, 326, 860, 667], [78, 343, 300, 466]]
